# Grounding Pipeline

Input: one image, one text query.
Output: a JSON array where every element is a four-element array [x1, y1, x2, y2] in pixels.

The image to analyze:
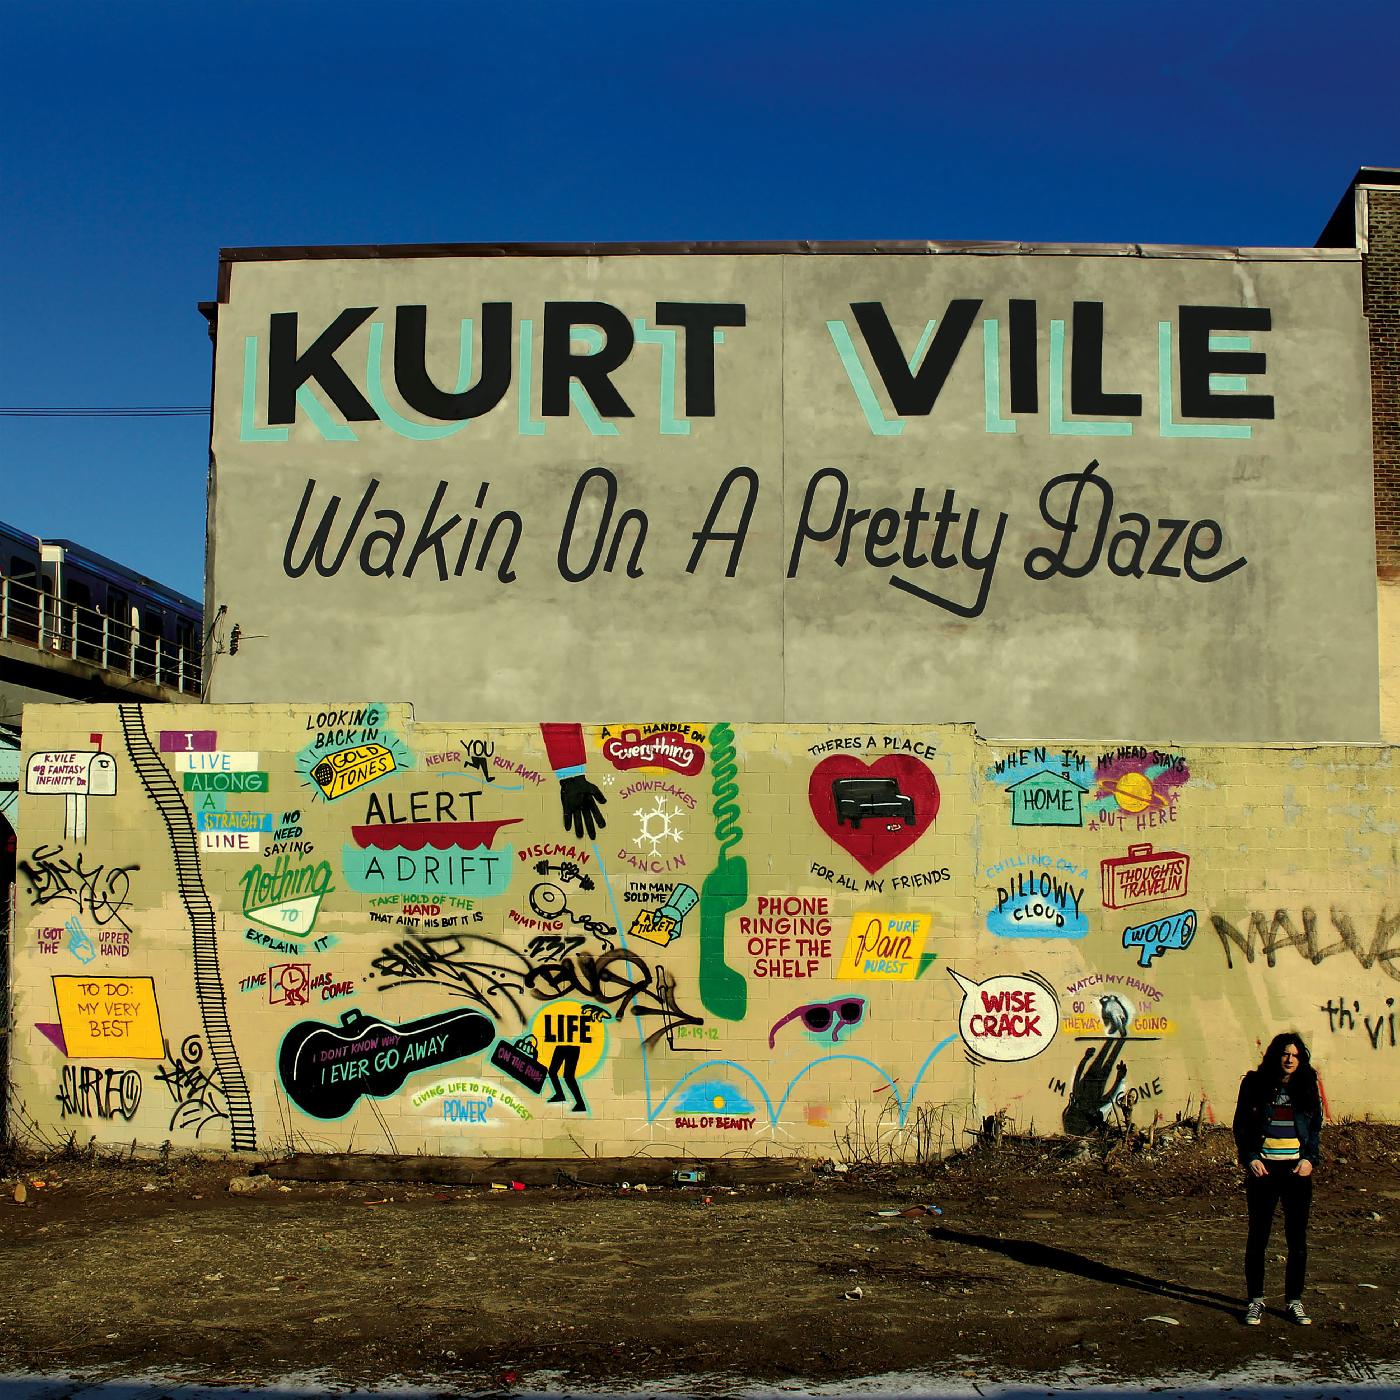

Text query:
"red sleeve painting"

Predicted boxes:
[[541, 722, 587, 778], [540, 723, 607, 841]]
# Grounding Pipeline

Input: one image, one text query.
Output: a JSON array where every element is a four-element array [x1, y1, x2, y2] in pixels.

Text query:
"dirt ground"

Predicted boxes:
[[1, 1123, 1398, 1394]]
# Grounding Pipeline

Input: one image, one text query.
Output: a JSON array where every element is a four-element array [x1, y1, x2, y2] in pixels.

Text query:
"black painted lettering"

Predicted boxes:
[[1071, 302, 1142, 418], [1008, 299, 1038, 414], [284, 478, 379, 579], [542, 302, 635, 419], [393, 303, 513, 420], [687, 466, 758, 576], [1182, 519, 1246, 582], [1147, 518, 1187, 578], [268, 309, 377, 425], [1178, 306, 1273, 420], [848, 299, 981, 416], [653, 302, 746, 416]]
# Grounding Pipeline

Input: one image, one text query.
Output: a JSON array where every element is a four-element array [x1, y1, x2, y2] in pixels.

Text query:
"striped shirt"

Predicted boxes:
[[1260, 1088, 1301, 1163]]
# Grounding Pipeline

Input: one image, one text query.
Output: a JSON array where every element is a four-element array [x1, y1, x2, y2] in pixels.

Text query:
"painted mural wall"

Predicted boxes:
[[8, 703, 1399, 1157], [208, 248, 1379, 741]]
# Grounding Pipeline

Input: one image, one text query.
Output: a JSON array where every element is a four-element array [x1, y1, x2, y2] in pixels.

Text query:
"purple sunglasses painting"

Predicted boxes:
[[768, 996, 867, 1049]]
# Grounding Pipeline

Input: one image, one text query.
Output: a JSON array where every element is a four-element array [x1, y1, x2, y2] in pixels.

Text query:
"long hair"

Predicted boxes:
[[1256, 1031, 1319, 1109]]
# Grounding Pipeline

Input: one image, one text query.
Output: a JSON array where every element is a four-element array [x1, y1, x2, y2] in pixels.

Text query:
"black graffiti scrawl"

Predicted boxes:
[[278, 1006, 495, 1119]]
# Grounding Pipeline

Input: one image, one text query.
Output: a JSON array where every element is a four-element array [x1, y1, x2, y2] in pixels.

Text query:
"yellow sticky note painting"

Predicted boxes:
[[52, 975, 165, 1059], [836, 912, 932, 981]]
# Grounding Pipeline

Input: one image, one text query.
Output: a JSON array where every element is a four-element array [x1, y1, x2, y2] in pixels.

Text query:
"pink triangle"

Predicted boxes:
[[35, 1023, 68, 1054]]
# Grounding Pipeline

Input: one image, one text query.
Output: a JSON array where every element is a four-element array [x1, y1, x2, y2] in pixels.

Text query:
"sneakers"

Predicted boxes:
[[1244, 1298, 1312, 1326]]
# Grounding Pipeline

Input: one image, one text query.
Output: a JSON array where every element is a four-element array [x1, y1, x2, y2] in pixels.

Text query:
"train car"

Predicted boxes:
[[39, 537, 202, 690], [0, 519, 47, 645], [1, 518, 202, 692]]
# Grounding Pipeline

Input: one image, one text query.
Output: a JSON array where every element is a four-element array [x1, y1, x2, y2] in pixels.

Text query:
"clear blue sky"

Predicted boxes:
[[3, 0, 1396, 601]]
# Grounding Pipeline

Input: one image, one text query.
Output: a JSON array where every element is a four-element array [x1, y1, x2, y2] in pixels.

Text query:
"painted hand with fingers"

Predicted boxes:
[[1063, 1038, 1128, 1135], [558, 774, 607, 840]]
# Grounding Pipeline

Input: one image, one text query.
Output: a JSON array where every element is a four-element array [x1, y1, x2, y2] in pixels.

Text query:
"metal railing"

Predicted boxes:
[[0, 573, 202, 695]]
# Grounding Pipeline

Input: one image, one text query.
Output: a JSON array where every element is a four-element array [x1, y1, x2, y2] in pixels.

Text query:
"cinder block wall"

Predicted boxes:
[[9, 704, 1398, 1159]]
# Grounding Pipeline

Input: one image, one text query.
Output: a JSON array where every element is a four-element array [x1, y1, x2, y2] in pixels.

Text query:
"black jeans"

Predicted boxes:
[[1245, 1164, 1313, 1299]]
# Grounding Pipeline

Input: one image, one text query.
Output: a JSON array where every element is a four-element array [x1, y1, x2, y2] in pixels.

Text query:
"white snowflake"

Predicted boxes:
[[632, 796, 684, 855]]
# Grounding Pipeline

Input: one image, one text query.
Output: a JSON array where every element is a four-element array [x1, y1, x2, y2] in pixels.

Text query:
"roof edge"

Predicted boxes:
[[1317, 166, 1400, 247], [218, 238, 1361, 265]]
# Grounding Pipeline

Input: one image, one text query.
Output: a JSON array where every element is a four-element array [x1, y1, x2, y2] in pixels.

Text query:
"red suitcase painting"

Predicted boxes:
[[1100, 843, 1190, 910]]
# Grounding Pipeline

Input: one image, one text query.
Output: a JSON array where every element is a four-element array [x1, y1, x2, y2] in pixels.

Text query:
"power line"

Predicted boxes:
[[0, 406, 209, 417]]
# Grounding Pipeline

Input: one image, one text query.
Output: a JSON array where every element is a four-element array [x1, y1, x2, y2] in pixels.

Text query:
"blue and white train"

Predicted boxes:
[[0, 519, 202, 692]]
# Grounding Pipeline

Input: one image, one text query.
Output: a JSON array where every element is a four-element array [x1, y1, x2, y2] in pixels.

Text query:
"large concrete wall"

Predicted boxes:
[[208, 247, 1378, 742], [8, 703, 1397, 1158]]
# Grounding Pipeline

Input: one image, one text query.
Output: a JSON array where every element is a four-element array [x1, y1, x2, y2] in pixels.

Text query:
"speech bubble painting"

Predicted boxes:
[[949, 969, 1059, 1063], [1122, 909, 1197, 967]]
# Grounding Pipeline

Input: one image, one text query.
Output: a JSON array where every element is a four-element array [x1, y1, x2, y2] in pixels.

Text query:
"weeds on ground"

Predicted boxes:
[[830, 1093, 1246, 1196], [832, 1099, 971, 1178]]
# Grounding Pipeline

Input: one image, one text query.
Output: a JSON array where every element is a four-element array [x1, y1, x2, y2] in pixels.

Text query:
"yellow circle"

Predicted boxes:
[[531, 998, 608, 1078], [1110, 771, 1155, 813], [711, 1094, 727, 1111]]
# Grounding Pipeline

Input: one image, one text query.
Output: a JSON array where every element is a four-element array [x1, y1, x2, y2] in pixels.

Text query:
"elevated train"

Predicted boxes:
[[0, 519, 202, 693]]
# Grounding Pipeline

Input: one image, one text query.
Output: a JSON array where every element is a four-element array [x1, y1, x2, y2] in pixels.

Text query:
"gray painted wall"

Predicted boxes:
[[208, 248, 1378, 740]]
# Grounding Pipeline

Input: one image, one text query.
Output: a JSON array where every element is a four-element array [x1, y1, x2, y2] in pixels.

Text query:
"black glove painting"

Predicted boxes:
[[558, 773, 607, 841]]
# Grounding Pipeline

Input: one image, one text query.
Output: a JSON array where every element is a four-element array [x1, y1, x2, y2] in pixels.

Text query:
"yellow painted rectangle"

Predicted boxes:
[[836, 911, 932, 981], [310, 744, 396, 799], [52, 975, 165, 1059]]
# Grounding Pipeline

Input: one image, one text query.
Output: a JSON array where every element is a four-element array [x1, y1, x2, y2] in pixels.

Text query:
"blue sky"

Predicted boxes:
[[3, 0, 1397, 600]]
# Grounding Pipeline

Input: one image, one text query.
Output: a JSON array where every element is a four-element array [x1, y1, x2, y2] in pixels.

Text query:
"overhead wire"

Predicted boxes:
[[0, 406, 209, 417]]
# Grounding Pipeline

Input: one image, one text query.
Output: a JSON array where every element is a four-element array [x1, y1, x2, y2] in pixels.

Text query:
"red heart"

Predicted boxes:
[[808, 755, 941, 875]]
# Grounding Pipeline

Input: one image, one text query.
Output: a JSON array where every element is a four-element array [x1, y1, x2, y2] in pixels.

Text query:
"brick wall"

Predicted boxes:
[[1366, 189, 1400, 574]]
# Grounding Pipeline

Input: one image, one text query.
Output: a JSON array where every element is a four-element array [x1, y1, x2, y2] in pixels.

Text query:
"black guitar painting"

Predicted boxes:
[[277, 1005, 496, 1120]]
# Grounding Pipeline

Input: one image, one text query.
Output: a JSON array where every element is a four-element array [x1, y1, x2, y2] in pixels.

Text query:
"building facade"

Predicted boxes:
[[204, 233, 1379, 741], [7, 171, 1399, 1160]]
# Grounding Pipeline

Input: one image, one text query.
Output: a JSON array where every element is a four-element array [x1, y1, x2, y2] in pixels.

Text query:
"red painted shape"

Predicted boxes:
[[350, 819, 522, 852], [601, 729, 705, 776], [808, 755, 941, 875]]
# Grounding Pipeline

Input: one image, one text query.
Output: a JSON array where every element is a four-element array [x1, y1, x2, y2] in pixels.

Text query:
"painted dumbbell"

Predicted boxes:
[[533, 859, 595, 890]]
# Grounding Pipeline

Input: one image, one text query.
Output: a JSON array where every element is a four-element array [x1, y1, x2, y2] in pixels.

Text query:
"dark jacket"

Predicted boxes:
[[1232, 1069, 1321, 1168]]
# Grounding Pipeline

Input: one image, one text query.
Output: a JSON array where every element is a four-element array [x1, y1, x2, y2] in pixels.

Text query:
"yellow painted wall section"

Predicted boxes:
[[1380, 579, 1400, 744], [9, 704, 1398, 1158]]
